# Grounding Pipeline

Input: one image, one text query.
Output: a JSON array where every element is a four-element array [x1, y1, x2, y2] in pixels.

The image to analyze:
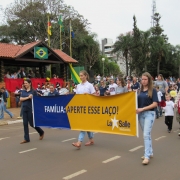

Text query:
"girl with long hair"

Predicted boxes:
[[136, 72, 158, 165], [154, 74, 168, 100], [115, 77, 128, 94], [72, 70, 96, 149]]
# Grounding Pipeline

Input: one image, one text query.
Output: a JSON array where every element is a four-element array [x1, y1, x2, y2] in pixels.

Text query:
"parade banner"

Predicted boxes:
[[33, 92, 138, 137]]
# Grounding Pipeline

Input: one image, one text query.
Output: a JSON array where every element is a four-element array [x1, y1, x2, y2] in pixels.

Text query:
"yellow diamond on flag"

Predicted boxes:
[[34, 47, 48, 59], [36, 48, 47, 58]]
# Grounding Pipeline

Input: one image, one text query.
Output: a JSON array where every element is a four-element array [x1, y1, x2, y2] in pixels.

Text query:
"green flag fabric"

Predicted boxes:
[[58, 15, 63, 25], [58, 15, 64, 32], [34, 47, 48, 59]]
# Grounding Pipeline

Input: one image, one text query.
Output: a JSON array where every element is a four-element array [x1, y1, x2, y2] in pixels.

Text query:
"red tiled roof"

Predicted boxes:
[[0, 43, 21, 58], [16, 41, 40, 57], [0, 41, 78, 63], [53, 49, 78, 63]]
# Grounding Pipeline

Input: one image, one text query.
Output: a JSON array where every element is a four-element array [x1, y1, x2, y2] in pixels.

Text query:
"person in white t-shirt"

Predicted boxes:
[[163, 94, 175, 133], [96, 74, 101, 83], [107, 79, 118, 95], [72, 70, 96, 149]]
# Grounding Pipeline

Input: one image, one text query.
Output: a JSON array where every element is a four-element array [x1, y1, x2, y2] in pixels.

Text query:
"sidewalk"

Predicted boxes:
[[0, 107, 23, 126]]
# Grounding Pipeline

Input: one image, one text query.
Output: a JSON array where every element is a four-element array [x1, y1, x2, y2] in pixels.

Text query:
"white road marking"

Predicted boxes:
[[155, 136, 166, 141], [0, 137, 10, 141], [102, 156, 121, 163], [63, 170, 87, 180], [93, 132, 98, 134], [0, 127, 23, 130], [7, 120, 23, 124], [62, 138, 76, 142], [29, 132, 38, 135], [129, 145, 144, 152], [173, 130, 179, 133], [19, 148, 37, 154]]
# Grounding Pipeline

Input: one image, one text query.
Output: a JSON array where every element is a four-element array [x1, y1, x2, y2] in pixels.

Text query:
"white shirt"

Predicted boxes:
[[108, 83, 118, 95], [59, 88, 69, 95], [97, 75, 101, 81], [76, 81, 95, 94], [157, 91, 163, 102], [163, 101, 174, 116], [14, 89, 19, 94]]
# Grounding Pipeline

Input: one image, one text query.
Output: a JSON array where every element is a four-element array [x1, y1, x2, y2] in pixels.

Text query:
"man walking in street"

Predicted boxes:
[[1, 87, 13, 118]]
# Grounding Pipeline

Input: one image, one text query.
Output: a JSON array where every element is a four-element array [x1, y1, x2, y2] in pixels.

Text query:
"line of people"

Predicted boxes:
[[18, 71, 180, 166]]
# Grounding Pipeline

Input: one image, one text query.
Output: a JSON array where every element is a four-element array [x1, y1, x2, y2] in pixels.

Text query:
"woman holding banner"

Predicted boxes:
[[72, 70, 96, 149], [136, 72, 158, 165], [20, 78, 44, 144]]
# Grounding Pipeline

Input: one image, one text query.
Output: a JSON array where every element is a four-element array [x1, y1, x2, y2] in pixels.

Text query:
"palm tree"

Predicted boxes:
[[113, 33, 133, 76], [150, 36, 169, 75]]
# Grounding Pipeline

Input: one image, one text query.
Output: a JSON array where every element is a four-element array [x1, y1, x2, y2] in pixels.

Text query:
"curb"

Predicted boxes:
[[0, 119, 23, 126]]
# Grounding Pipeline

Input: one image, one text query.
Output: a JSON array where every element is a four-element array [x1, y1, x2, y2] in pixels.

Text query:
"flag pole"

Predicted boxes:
[[48, 15, 50, 47], [47, 14, 51, 78], [60, 24, 62, 50], [70, 20, 72, 57], [69, 20, 73, 92]]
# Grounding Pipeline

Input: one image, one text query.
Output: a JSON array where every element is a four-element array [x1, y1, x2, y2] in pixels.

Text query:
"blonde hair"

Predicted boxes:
[[165, 93, 171, 98], [141, 72, 153, 98], [79, 70, 89, 80], [158, 74, 164, 81]]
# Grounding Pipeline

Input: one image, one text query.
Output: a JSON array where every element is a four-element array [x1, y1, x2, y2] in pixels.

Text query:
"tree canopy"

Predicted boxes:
[[0, 0, 107, 73], [113, 13, 179, 78]]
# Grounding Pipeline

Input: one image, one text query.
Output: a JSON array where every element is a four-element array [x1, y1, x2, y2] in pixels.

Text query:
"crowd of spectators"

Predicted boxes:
[[4, 68, 60, 79]]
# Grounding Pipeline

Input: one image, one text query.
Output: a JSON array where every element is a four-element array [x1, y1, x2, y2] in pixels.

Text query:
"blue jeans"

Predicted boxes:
[[138, 111, 155, 159], [0, 102, 4, 119], [78, 131, 94, 142], [4, 104, 13, 118]]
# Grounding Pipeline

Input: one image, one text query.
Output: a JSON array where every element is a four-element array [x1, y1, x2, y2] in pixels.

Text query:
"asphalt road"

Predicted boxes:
[[0, 116, 180, 180]]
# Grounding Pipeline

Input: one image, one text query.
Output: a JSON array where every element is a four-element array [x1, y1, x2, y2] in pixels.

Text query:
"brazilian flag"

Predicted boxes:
[[34, 47, 48, 59]]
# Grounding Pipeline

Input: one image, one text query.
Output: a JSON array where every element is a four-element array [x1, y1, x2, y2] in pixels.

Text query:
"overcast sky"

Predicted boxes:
[[1, 0, 180, 45]]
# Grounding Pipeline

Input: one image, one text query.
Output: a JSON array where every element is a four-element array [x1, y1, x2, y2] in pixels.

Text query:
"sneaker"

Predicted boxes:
[[17, 116, 22, 119], [141, 155, 153, 160], [142, 158, 149, 165], [168, 130, 171, 133], [178, 133, 180, 136]]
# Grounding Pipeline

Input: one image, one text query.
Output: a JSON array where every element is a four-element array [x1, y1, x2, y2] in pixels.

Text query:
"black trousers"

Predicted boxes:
[[23, 110, 44, 141], [165, 116, 173, 131]]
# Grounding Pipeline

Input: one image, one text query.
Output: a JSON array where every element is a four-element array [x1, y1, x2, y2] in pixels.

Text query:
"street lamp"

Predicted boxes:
[[102, 58, 105, 77]]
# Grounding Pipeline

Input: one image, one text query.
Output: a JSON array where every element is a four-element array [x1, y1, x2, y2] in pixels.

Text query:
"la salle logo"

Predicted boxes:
[[107, 116, 131, 131]]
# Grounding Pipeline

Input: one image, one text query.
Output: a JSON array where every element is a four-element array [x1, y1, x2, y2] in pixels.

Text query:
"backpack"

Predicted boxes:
[[178, 99, 180, 114]]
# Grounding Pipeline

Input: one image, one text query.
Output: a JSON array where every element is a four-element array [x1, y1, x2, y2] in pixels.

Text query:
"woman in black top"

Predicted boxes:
[[20, 78, 44, 144], [136, 72, 158, 165]]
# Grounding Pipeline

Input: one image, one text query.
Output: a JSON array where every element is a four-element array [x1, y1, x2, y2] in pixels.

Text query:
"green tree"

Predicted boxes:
[[0, 0, 100, 70], [150, 13, 169, 75], [113, 33, 133, 76]]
